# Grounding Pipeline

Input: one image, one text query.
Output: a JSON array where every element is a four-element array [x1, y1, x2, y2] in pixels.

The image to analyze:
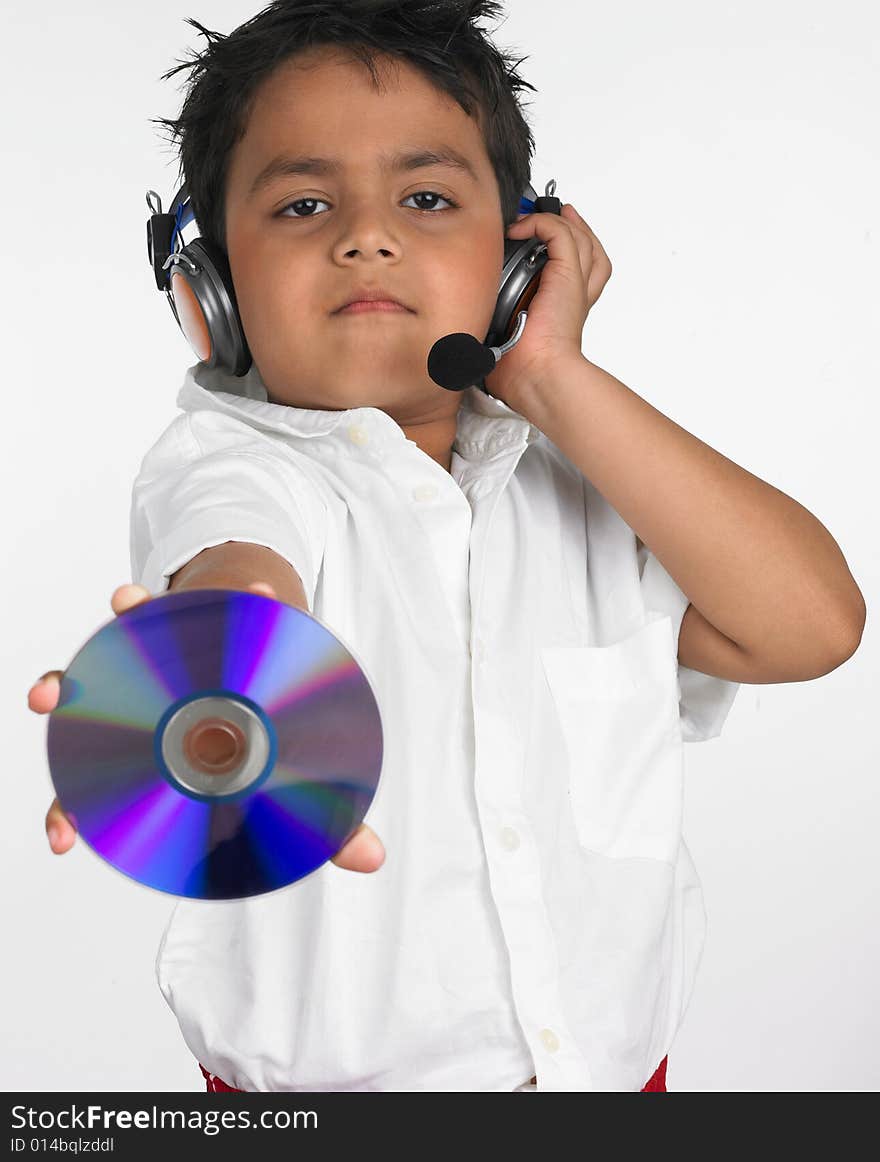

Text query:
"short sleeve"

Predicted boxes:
[[637, 540, 740, 743], [129, 411, 326, 607]]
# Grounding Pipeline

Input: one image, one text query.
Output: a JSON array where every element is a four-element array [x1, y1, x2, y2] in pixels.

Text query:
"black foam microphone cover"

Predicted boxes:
[[427, 332, 497, 392]]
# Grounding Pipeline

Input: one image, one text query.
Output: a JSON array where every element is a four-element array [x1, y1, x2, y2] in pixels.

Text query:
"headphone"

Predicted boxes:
[[146, 177, 562, 380]]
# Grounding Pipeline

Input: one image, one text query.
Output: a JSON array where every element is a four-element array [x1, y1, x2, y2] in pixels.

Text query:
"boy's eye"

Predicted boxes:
[[277, 190, 458, 218], [403, 191, 458, 212]]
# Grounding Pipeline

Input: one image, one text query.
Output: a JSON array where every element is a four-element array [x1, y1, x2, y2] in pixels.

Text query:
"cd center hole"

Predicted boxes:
[[183, 718, 246, 775]]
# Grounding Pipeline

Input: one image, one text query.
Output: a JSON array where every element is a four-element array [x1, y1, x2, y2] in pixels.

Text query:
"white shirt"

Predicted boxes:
[[130, 359, 740, 1092]]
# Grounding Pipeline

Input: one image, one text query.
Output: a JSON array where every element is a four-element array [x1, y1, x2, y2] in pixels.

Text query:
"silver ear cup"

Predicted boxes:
[[163, 239, 252, 376], [485, 237, 549, 348]]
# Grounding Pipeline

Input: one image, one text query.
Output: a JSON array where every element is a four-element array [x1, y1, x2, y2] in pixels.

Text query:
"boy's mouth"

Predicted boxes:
[[335, 300, 414, 315], [332, 285, 415, 313]]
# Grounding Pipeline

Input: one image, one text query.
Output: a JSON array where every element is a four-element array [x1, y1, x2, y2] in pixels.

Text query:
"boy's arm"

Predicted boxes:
[[168, 541, 310, 612], [522, 356, 865, 684]]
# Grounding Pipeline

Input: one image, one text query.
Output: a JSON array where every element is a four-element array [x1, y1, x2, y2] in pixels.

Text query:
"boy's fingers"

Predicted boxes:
[[110, 583, 152, 616], [27, 671, 63, 713], [331, 823, 385, 873], [46, 797, 77, 853]]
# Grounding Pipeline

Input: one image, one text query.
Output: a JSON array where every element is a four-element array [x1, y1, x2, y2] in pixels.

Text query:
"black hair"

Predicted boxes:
[[150, 0, 538, 253]]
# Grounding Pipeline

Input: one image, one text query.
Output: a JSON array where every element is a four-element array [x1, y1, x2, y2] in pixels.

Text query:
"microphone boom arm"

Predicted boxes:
[[487, 309, 528, 364]]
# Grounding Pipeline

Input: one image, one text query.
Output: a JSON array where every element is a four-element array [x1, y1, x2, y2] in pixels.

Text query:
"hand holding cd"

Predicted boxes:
[[36, 583, 385, 898]]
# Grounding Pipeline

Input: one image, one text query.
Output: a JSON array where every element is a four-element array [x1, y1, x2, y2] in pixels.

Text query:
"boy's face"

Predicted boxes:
[[224, 47, 505, 426]]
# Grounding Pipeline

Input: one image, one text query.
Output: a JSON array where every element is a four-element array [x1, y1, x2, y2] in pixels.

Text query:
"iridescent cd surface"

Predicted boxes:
[[47, 589, 384, 900]]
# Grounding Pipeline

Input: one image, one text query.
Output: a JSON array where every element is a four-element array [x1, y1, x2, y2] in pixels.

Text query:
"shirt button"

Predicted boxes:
[[347, 424, 370, 446], [500, 826, 520, 851], [412, 483, 438, 502], [539, 1028, 560, 1053]]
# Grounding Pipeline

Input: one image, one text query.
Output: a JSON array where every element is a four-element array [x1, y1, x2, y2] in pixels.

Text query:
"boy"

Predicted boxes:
[[29, 0, 865, 1091]]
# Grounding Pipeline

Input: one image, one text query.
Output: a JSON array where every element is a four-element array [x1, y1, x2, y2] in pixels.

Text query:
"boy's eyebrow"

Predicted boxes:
[[247, 145, 480, 199]]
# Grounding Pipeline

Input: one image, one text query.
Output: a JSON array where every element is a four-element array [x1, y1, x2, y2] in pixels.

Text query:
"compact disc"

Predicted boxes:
[[46, 588, 384, 900]]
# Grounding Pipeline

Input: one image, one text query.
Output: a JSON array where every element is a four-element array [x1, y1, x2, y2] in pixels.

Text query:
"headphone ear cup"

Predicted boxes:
[[166, 238, 252, 377], [486, 237, 549, 348]]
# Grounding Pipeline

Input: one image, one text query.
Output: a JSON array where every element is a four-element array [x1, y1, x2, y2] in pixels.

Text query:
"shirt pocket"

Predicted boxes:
[[539, 615, 684, 865]]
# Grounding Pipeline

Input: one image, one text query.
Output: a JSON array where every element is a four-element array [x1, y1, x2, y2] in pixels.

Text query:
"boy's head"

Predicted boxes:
[[152, 0, 537, 428]]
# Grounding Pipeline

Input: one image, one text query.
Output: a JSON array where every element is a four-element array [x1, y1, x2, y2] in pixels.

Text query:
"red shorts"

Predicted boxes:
[[199, 1054, 668, 1092]]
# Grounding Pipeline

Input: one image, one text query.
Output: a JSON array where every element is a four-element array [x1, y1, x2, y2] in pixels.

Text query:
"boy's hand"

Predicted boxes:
[[28, 582, 385, 876], [484, 202, 613, 414]]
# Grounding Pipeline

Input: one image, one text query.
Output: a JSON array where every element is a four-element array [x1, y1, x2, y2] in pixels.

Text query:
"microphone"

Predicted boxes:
[[427, 310, 529, 392]]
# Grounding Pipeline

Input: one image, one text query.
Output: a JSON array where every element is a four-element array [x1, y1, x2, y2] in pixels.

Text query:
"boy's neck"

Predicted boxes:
[[400, 412, 458, 474]]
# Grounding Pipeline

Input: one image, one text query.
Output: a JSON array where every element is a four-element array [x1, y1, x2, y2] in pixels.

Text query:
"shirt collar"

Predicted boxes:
[[177, 361, 543, 462]]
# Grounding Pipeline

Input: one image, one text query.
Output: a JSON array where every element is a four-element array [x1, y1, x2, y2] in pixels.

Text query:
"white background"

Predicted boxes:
[[4, 0, 877, 1091]]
